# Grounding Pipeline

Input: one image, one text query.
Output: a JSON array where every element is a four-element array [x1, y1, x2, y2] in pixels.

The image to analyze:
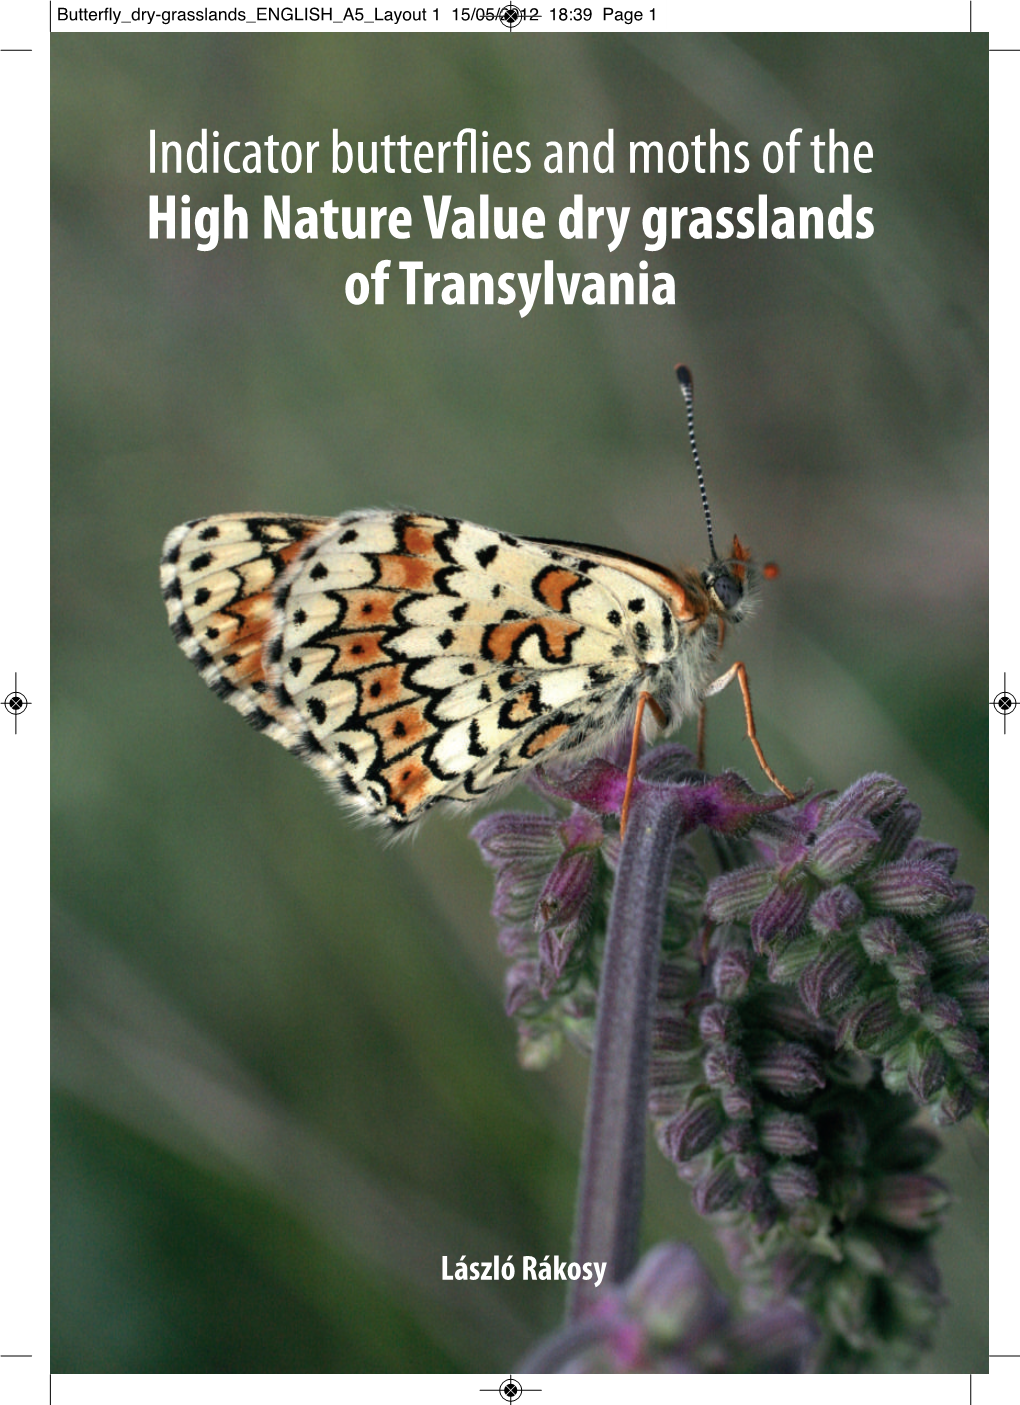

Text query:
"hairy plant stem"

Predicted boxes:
[[567, 784, 689, 1318]]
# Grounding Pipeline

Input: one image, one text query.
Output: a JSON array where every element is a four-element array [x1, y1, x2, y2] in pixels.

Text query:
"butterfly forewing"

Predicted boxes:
[[162, 508, 721, 829]]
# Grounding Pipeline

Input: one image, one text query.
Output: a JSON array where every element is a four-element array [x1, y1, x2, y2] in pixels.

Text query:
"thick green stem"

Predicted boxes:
[[567, 784, 690, 1318]]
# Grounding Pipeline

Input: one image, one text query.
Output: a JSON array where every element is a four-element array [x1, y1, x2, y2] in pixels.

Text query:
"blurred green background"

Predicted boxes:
[[51, 32, 987, 1372]]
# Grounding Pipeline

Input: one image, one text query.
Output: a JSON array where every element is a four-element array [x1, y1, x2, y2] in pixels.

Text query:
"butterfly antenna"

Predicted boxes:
[[675, 364, 719, 562]]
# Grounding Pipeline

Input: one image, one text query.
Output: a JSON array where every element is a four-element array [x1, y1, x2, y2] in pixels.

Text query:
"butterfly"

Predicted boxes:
[[160, 367, 792, 833]]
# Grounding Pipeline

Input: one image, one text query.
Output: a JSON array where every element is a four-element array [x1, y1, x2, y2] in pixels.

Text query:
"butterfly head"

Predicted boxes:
[[702, 534, 756, 624]]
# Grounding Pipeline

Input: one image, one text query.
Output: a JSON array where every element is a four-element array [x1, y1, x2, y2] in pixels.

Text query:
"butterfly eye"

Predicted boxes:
[[707, 568, 742, 612]]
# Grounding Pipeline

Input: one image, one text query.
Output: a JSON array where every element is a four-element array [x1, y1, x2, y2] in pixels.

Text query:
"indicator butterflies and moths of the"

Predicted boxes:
[[160, 366, 793, 833]]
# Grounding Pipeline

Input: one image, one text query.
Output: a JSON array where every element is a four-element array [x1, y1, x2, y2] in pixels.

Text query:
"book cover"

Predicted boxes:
[[46, 11, 989, 1384]]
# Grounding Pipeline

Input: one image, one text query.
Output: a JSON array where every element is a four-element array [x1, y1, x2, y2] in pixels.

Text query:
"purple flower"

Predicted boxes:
[[472, 757, 986, 1371], [523, 1243, 818, 1373]]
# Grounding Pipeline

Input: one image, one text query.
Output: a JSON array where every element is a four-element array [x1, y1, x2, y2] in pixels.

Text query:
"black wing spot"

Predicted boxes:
[[634, 621, 651, 651], [293, 607, 307, 625], [339, 529, 358, 544], [310, 562, 329, 581], [607, 609, 622, 627], [307, 696, 327, 725], [628, 598, 645, 613], [288, 657, 302, 677], [459, 662, 476, 676], [198, 524, 221, 541], [189, 552, 213, 571], [437, 629, 454, 648], [476, 544, 498, 567], [267, 637, 283, 664]]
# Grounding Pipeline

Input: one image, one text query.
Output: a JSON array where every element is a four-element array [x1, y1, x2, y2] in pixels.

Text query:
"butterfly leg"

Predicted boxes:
[[620, 690, 668, 836], [696, 701, 707, 769], [702, 661, 795, 799], [697, 614, 727, 768]]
